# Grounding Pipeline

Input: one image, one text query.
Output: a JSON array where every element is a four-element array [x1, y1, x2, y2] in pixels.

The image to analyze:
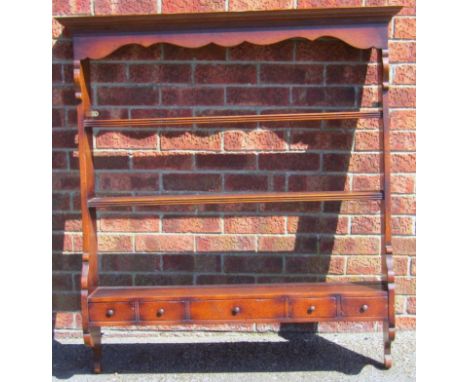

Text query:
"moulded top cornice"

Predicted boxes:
[[56, 6, 402, 60]]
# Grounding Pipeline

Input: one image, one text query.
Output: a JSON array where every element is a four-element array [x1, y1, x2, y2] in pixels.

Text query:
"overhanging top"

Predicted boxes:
[[56, 6, 401, 60]]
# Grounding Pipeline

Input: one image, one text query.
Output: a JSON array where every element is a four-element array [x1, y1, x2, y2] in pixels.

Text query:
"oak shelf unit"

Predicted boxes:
[[57, 5, 401, 373]]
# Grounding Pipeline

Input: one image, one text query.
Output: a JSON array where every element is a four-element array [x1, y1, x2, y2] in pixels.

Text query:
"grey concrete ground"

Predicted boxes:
[[52, 330, 415, 381]]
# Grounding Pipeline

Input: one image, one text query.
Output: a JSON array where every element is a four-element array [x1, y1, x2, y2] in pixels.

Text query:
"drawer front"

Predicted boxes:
[[341, 296, 387, 318], [139, 301, 185, 322], [89, 302, 135, 323], [289, 297, 337, 319], [190, 298, 285, 321]]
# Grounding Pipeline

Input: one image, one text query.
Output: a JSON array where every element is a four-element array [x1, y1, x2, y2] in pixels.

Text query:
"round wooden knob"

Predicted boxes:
[[307, 305, 316, 314], [360, 304, 369, 313], [232, 306, 241, 315], [156, 308, 165, 317], [106, 309, 115, 317]]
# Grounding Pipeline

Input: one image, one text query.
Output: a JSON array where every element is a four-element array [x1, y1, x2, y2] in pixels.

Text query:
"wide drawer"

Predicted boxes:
[[139, 301, 185, 321], [289, 297, 337, 319], [341, 296, 387, 318], [190, 298, 285, 321], [89, 302, 135, 323]]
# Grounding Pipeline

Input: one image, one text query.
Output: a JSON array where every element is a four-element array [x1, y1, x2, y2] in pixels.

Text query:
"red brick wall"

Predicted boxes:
[[52, 0, 416, 332]]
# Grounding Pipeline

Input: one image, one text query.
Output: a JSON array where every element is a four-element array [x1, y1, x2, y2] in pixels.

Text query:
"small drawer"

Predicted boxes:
[[341, 296, 387, 318], [190, 298, 285, 321], [139, 301, 185, 322], [89, 302, 135, 324], [289, 297, 337, 319]]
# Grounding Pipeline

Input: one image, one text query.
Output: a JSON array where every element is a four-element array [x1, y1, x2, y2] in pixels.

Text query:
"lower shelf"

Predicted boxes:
[[87, 282, 388, 326]]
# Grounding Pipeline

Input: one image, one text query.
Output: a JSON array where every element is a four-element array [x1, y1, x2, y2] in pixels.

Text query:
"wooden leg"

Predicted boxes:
[[383, 320, 395, 369], [86, 326, 102, 373]]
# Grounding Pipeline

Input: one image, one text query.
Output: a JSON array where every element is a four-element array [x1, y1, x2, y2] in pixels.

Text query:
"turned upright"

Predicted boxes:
[[57, 6, 401, 373]]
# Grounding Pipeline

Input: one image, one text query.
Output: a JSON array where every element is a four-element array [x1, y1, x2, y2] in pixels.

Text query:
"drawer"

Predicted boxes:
[[139, 301, 185, 322], [190, 298, 285, 321], [289, 297, 337, 319], [341, 296, 387, 318], [89, 302, 135, 323]]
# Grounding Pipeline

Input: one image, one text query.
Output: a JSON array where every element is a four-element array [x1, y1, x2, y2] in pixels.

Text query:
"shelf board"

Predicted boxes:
[[88, 282, 387, 303], [88, 190, 383, 208], [84, 110, 382, 128]]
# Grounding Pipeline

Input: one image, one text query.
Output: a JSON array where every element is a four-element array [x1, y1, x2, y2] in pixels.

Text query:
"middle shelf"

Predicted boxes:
[[88, 190, 383, 208]]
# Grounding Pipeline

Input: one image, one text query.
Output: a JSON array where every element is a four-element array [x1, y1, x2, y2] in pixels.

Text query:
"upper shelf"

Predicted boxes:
[[56, 6, 401, 60]]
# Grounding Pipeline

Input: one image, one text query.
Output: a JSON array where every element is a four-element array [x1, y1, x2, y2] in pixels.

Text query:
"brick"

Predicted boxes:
[[162, 0, 225, 13], [224, 255, 283, 273], [53, 172, 80, 190], [53, 87, 76, 106], [52, 152, 68, 169], [391, 131, 416, 151], [298, 0, 361, 7], [389, 0, 416, 15], [224, 130, 287, 151], [53, 213, 82, 231], [292, 87, 355, 107], [161, 131, 222, 151], [95, 131, 158, 149], [162, 216, 221, 233], [259, 153, 320, 171], [52, 274, 73, 291], [97, 173, 159, 191], [196, 236, 256, 252], [135, 274, 193, 286], [163, 174, 221, 191], [291, 131, 353, 151], [90, 63, 126, 82], [53, 293, 80, 311], [258, 236, 297, 252], [410, 257, 416, 275], [392, 175, 415, 194], [296, 39, 361, 62], [53, 311, 75, 329], [129, 64, 192, 83], [389, 41, 416, 63], [53, 193, 70, 210], [196, 154, 256, 170], [392, 216, 414, 235], [99, 216, 160, 232], [133, 153, 194, 170], [225, 174, 269, 191], [101, 254, 159, 271], [393, 256, 409, 276], [162, 87, 224, 106], [393, 64, 416, 85], [163, 43, 226, 60], [390, 110, 416, 130], [94, 0, 157, 15], [52, 40, 73, 60], [195, 64, 257, 84], [108, 44, 162, 60], [326, 64, 378, 85], [100, 274, 133, 286], [286, 256, 345, 275], [196, 275, 255, 284], [98, 235, 132, 252], [325, 200, 381, 215], [406, 296, 416, 314], [395, 277, 416, 294], [225, 216, 286, 234], [90, 154, 130, 170], [260, 64, 323, 84], [227, 87, 289, 106], [288, 216, 348, 235], [392, 153, 416, 172], [136, 235, 194, 252], [52, 64, 62, 82], [354, 131, 381, 151], [351, 216, 381, 234], [352, 174, 381, 191], [97, 86, 159, 106], [347, 257, 381, 275], [358, 86, 379, 108], [229, 41, 294, 61], [392, 196, 416, 215], [389, 87, 416, 108], [323, 153, 381, 173], [289, 175, 349, 192], [393, 237, 416, 255], [320, 236, 380, 255], [52, 108, 65, 128], [229, 0, 294, 11], [394, 17, 416, 39]]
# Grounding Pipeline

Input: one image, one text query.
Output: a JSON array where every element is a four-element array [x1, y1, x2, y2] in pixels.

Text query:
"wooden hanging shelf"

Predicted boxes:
[[57, 5, 401, 374]]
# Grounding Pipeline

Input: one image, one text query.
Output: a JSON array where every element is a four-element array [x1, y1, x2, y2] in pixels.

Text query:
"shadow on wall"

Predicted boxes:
[[53, 37, 382, 315]]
